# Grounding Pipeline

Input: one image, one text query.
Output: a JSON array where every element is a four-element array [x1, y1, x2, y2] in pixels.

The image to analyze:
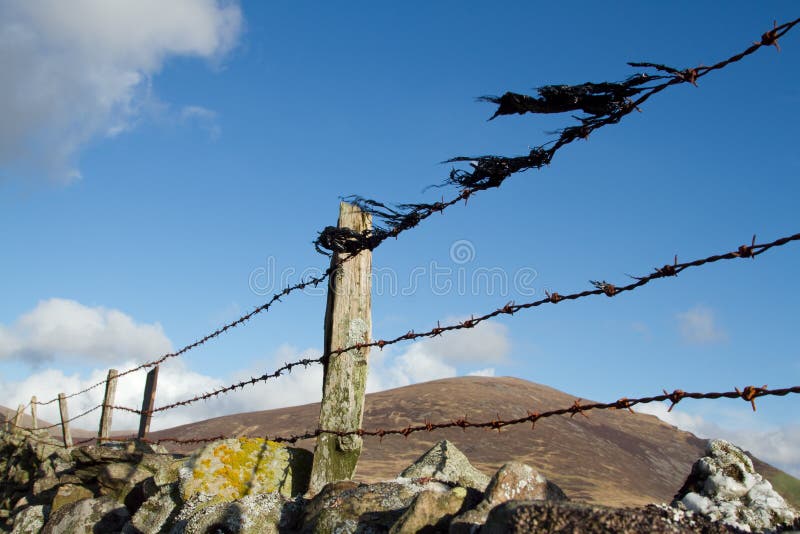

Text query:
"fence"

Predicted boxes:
[[4, 17, 800, 491]]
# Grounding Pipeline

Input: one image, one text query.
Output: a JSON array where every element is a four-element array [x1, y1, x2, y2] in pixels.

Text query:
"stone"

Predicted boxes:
[[389, 487, 469, 534], [301, 479, 450, 533], [97, 462, 153, 502], [50, 484, 94, 513], [31, 477, 59, 497], [450, 461, 567, 533], [10, 505, 49, 534], [42, 496, 130, 534], [483, 461, 568, 505], [481, 501, 741, 534], [122, 483, 182, 534], [178, 438, 312, 503], [399, 440, 491, 492], [169, 492, 303, 534], [673, 439, 797, 532]]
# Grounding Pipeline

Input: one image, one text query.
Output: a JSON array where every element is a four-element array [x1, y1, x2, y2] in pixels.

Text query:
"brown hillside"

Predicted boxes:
[[148, 376, 707, 507], [6, 376, 795, 508]]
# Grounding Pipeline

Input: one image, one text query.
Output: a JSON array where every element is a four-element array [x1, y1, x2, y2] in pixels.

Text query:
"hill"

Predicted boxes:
[[145, 376, 799, 508], [5, 376, 797, 508]]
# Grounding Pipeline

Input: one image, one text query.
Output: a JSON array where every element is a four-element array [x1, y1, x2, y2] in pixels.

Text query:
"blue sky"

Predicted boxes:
[[1, 2, 798, 476]]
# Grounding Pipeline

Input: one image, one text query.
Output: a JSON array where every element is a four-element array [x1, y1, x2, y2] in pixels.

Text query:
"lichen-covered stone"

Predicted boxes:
[[42, 496, 129, 534], [389, 487, 469, 533], [450, 461, 567, 533], [399, 440, 491, 492], [179, 438, 313, 503], [170, 492, 303, 534], [481, 501, 742, 534], [673, 439, 797, 532], [98, 462, 155, 502], [301, 479, 450, 533], [50, 484, 94, 513], [10, 504, 49, 534], [122, 483, 182, 534], [31, 476, 59, 497]]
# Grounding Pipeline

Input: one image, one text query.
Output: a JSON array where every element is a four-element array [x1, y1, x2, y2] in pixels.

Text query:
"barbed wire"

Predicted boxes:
[[314, 17, 800, 256], [329, 231, 800, 357], [32, 267, 340, 407], [118, 230, 797, 416], [27, 17, 799, 410], [121, 384, 800, 446], [36, 405, 103, 431], [7, 385, 799, 452], [268, 385, 800, 444]]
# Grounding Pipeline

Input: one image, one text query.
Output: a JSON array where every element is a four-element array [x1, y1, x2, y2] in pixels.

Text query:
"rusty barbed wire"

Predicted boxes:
[[7, 385, 798, 451], [315, 17, 800, 256], [118, 384, 800, 446], [328, 232, 800, 358], [36, 404, 103, 431], [122, 230, 798, 416], [31, 266, 342, 407], [147, 356, 324, 414]]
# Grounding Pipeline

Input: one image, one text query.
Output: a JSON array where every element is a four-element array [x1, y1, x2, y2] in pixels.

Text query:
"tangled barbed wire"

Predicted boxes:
[[314, 17, 800, 256]]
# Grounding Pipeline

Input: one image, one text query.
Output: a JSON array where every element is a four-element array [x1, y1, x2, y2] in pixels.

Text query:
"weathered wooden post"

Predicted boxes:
[[98, 369, 119, 444], [309, 202, 372, 494], [30, 396, 38, 430], [137, 366, 159, 439], [12, 404, 24, 432], [58, 393, 73, 448]]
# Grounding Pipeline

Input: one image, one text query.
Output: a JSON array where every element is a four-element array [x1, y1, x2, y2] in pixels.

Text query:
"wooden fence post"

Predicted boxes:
[[13, 404, 24, 432], [30, 396, 38, 430], [309, 202, 372, 494], [137, 366, 159, 439], [98, 369, 119, 444], [58, 393, 73, 448]]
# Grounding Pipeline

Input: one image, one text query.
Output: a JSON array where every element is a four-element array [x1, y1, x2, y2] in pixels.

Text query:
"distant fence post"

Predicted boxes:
[[58, 393, 73, 448], [30, 396, 38, 430], [309, 201, 372, 494], [13, 404, 24, 432], [137, 366, 159, 439], [98, 369, 119, 445]]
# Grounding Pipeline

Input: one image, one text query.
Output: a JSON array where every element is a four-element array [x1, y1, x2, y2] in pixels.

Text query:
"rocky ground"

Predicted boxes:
[[0, 428, 797, 533]]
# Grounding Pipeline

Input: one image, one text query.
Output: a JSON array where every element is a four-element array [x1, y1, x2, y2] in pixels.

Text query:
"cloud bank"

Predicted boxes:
[[0, 0, 242, 182], [0, 301, 510, 432], [0, 298, 171, 365]]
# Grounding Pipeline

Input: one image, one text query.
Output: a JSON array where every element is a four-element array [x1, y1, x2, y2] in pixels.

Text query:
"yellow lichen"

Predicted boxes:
[[185, 438, 291, 501]]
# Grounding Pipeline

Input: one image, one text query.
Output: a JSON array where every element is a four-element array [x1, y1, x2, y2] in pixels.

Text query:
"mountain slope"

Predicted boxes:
[[146, 376, 798, 507], [6, 376, 797, 508]]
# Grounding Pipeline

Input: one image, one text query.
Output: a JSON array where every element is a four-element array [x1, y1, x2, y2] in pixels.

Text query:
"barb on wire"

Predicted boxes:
[[314, 17, 800, 256], [327, 232, 800, 358]]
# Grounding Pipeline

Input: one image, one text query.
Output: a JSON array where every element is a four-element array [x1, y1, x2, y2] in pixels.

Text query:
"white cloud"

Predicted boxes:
[[0, 319, 511, 436], [0, 0, 242, 182], [0, 298, 171, 365], [676, 305, 726, 344], [417, 318, 510, 364], [638, 402, 800, 478]]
